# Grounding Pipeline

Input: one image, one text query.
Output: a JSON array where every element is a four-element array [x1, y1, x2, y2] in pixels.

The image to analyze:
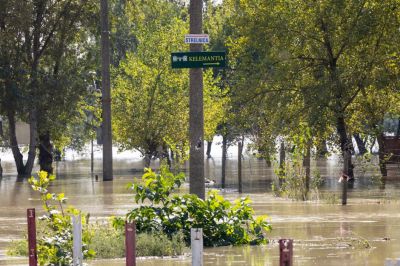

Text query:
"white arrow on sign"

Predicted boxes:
[[185, 34, 210, 44]]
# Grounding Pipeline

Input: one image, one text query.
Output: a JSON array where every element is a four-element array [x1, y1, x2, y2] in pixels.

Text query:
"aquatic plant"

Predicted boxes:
[[115, 166, 271, 247]]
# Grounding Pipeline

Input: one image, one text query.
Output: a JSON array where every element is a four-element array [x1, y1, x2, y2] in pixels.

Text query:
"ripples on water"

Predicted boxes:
[[0, 147, 399, 265]]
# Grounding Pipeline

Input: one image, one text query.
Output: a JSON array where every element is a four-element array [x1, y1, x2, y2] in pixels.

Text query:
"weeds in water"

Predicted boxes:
[[8, 221, 188, 259], [320, 193, 339, 204]]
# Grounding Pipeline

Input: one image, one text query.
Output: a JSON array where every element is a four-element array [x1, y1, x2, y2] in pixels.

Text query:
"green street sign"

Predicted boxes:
[[171, 51, 226, 68]]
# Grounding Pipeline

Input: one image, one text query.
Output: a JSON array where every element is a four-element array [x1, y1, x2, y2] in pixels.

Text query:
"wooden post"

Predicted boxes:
[[27, 208, 37, 266], [238, 140, 243, 193], [279, 239, 293, 266], [191, 228, 203, 266], [125, 222, 136, 266], [189, 0, 205, 199], [72, 214, 83, 266], [100, 0, 113, 181]]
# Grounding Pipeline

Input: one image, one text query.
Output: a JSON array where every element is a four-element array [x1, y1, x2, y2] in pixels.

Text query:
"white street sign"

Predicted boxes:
[[185, 34, 209, 44]]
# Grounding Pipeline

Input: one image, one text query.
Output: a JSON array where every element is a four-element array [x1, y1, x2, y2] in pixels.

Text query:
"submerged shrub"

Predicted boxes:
[[28, 171, 95, 265], [88, 221, 186, 258], [114, 166, 271, 247]]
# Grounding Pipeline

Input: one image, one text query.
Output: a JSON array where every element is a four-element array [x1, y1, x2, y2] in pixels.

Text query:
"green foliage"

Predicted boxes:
[[273, 155, 323, 201], [7, 239, 28, 257], [28, 171, 95, 265], [136, 231, 187, 257], [88, 220, 187, 259], [119, 166, 271, 247]]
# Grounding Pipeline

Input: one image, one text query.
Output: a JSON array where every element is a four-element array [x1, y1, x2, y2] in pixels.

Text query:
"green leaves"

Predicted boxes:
[[28, 171, 95, 265], [124, 167, 271, 247]]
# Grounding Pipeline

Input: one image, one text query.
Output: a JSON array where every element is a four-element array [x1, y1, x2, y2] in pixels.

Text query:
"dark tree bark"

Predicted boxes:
[[336, 115, 354, 179], [7, 109, 26, 175], [353, 133, 367, 155], [279, 141, 285, 187], [303, 143, 311, 200], [221, 134, 227, 189], [38, 131, 53, 174], [376, 133, 387, 177], [238, 137, 244, 193], [206, 141, 212, 158]]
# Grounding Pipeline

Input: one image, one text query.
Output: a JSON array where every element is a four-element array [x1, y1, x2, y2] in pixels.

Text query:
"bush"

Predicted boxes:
[[114, 166, 271, 247], [28, 171, 95, 265]]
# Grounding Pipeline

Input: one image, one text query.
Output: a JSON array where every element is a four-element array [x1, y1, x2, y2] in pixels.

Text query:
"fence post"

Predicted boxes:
[[125, 221, 136, 266], [72, 214, 83, 266], [279, 239, 293, 266], [191, 228, 203, 266], [27, 208, 37, 266]]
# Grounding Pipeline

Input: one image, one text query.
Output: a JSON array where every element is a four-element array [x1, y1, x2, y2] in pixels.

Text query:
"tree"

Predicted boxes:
[[225, 0, 400, 179], [112, 0, 189, 166], [0, 0, 97, 175]]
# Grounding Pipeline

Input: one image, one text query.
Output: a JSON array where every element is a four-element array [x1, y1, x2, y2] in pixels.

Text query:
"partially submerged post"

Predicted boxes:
[[191, 228, 203, 266], [27, 208, 37, 266], [72, 214, 83, 266], [279, 239, 293, 266], [125, 222, 136, 266]]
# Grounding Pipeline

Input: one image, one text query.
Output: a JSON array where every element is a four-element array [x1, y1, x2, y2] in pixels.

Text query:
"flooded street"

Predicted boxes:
[[0, 143, 400, 265]]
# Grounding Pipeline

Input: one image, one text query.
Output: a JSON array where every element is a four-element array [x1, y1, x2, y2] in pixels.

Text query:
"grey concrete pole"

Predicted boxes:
[[189, 0, 205, 199], [100, 0, 113, 181], [191, 228, 203, 266]]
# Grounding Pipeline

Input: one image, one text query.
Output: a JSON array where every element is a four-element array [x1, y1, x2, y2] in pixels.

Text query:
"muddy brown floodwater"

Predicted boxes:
[[0, 150, 399, 265]]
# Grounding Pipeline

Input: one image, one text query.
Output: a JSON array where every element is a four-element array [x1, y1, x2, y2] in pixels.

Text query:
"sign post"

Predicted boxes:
[[27, 208, 37, 266]]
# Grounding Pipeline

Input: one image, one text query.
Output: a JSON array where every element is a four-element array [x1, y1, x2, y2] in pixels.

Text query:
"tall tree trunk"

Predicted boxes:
[[353, 133, 367, 155], [376, 133, 387, 177], [279, 140, 285, 187], [336, 115, 353, 179], [24, 108, 38, 176], [7, 109, 25, 175], [221, 134, 227, 189], [303, 143, 311, 200], [39, 131, 53, 174], [206, 141, 212, 158], [238, 137, 244, 193]]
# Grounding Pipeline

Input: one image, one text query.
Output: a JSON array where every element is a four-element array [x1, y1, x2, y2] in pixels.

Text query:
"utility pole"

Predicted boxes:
[[189, 0, 205, 199], [100, 0, 113, 181]]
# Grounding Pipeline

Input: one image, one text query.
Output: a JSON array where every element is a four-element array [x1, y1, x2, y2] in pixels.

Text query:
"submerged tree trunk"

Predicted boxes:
[[336, 115, 354, 179], [206, 141, 212, 158], [376, 133, 387, 177], [39, 131, 53, 174], [221, 134, 227, 189], [7, 109, 26, 175], [279, 141, 285, 187], [303, 143, 311, 200], [353, 133, 367, 155], [238, 137, 244, 193]]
